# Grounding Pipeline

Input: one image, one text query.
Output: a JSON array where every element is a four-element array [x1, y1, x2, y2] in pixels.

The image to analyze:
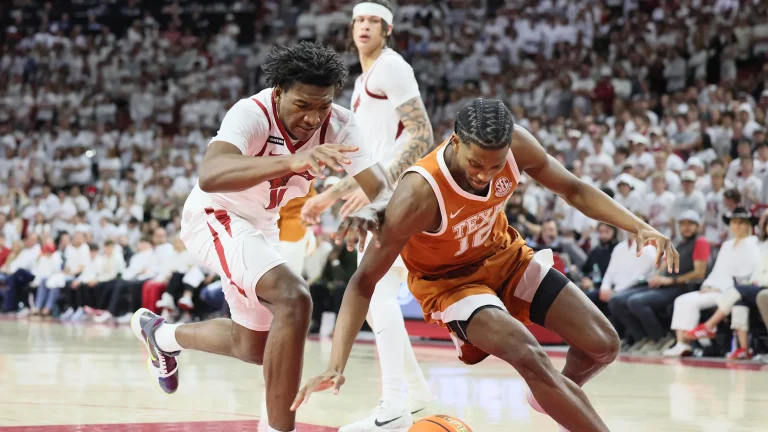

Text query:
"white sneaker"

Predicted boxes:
[[116, 313, 133, 325], [339, 400, 413, 431], [408, 393, 438, 420], [94, 311, 113, 324], [60, 307, 74, 321], [178, 296, 194, 311], [663, 343, 692, 357], [156, 293, 175, 311], [71, 307, 86, 322]]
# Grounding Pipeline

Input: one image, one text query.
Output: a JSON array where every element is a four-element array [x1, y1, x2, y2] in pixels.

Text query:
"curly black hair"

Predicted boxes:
[[454, 98, 515, 150], [261, 42, 348, 90]]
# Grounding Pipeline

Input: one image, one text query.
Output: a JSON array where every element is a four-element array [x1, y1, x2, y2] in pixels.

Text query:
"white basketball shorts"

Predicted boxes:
[[180, 205, 286, 331]]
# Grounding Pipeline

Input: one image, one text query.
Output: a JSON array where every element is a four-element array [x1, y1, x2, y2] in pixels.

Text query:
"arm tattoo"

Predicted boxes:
[[389, 96, 434, 184], [323, 175, 359, 201], [322, 97, 434, 200]]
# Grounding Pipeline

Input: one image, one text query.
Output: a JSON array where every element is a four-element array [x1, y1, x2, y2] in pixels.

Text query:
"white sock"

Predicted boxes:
[[404, 335, 432, 398], [154, 322, 183, 352], [369, 270, 408, 406], [267, 428, 295, 432]]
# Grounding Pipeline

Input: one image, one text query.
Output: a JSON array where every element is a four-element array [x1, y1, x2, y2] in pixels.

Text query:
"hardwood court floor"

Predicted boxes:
[[2, 319, 768, 431]]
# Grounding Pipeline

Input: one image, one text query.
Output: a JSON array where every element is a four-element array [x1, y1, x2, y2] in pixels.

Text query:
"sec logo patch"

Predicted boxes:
[[494, 176, 512, 197]]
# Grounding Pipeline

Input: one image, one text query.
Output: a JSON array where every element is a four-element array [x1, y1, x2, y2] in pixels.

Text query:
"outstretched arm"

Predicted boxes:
[[314, 96, 434, 213], [513, 126, 680, 272], [292, 173, 440, 408]]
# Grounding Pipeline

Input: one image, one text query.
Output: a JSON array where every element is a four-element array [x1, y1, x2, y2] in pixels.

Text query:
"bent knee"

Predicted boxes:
[[235, 344, 264, 365], [505, 344, 558, 383], [592, 325, 620, 364], [273, 283, 312, 317]]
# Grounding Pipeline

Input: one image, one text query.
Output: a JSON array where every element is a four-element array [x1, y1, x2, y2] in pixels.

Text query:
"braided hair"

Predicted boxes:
[[454, 98, 515, 149]]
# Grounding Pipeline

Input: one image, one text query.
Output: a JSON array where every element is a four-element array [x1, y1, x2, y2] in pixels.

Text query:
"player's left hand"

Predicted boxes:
[[635, 226, 680, 273], [339, 188, 370, 218], [290, 369, 346, 411], [301, 193, 334, 225], [334, 205, 381, 252]]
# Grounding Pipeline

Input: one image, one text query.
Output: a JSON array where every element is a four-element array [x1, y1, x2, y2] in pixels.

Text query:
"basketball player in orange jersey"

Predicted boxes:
[[278, 188, 318, 276], [301, 0, 436, 429], [293, 99, 680, 432]]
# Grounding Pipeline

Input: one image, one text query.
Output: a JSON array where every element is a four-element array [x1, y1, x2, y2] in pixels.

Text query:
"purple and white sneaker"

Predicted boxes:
[[131, 308, 180, 394]]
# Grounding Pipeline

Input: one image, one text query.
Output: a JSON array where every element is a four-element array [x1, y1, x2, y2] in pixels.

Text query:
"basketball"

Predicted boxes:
[[409, 415, 472, 432]]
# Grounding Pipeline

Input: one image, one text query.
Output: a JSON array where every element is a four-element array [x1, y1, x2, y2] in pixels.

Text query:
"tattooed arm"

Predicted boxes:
[[316, 96, 434, 204]]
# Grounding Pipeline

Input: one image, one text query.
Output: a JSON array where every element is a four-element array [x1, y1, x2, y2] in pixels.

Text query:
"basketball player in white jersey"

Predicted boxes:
[[300, 1, 436, 430], [129, 43, 392, 432]]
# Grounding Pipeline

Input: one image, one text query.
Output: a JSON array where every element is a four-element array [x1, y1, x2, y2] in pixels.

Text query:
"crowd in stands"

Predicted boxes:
[[2, 0, 768, 361]]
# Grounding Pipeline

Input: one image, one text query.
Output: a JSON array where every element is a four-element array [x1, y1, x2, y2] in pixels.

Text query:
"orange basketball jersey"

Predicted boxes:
[[400, 139, 526, 277], [278, 185, 317, 242]]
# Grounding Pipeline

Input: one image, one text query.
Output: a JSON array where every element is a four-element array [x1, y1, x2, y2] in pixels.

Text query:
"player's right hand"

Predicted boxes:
[[288, 145, 358, 178], [290, 369, 346, 411], [301, 192, 334, 225]]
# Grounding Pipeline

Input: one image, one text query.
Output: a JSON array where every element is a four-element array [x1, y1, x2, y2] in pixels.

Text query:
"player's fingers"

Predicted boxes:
[[345, 220, 361, 252], [339, 199, 357, 218], [334, 219, 352, 245], [654, 243, 664, 268], [307, 158, 324, 179], [325, 144, 359, 154], [316, 152, 345, 172], [366, 219, 382, 247], [635, 235, 643, 256], [357, 226, 369, 253], [291, 386, 310, 411], [332, 375, 346, 395]]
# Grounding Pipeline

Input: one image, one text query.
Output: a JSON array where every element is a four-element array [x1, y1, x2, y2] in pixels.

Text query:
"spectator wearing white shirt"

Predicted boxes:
[[31, 239, 64, 317], [96, 237, 155, 324], [1, 233, 40, 313], [671, 171, 706, 233], [62, 243, 100, 321], [0, 212, 21, 248], [665, 208, 762, 357], [590, 224, 656, 329], [703, 171, 733, 248], [613, 174, 643, 213], [643, 173, 676, 239], [155, 237, 204, 322], [735, 156, 762, 209]]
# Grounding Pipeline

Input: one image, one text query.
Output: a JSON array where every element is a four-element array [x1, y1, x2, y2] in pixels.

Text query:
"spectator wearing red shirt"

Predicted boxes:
[[0, 234, 9, 268], [593, 66, 616, 116], [607, 210, 711, 353]]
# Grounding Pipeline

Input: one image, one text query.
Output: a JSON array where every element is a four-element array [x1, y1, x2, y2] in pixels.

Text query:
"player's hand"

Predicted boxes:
[[334, 205, 381, 253], [635, 226, 680, 273], [339, 188, 371, 218], [290, 369, 346, 411], [288, 145, 358, 178], [301, 192, 335, 225]]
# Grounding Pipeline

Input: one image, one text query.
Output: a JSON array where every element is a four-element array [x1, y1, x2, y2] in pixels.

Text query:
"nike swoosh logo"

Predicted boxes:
[[268, 151, 281, 156], [146, 337, 157, 361], [376, 328, 386, 335], [374, 416, 402, 427], [450, 206, 466, 219], [411, 407, 425, 415]]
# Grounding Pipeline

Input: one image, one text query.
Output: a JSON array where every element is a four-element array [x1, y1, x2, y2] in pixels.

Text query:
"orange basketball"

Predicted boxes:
[[409, 414, 473, 432]]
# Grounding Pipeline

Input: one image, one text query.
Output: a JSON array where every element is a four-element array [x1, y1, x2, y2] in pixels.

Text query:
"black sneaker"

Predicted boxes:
[[131, 308, 180, 394]]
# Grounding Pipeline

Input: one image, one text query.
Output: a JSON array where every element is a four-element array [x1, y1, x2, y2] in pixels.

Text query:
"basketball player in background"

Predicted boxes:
[[301, 1, 436, 430], [294, 99, 680, 432], [279, 188, 318, 276], [129, 43, 393, 432]]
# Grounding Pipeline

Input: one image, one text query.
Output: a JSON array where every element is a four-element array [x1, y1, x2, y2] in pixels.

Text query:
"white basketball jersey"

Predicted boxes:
[[184, 88, 375, 231], [350, 48, 420, 168]]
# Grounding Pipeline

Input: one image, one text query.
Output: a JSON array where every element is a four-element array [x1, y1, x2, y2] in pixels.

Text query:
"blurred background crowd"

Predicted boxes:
[[2, 0, 768, 361]]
